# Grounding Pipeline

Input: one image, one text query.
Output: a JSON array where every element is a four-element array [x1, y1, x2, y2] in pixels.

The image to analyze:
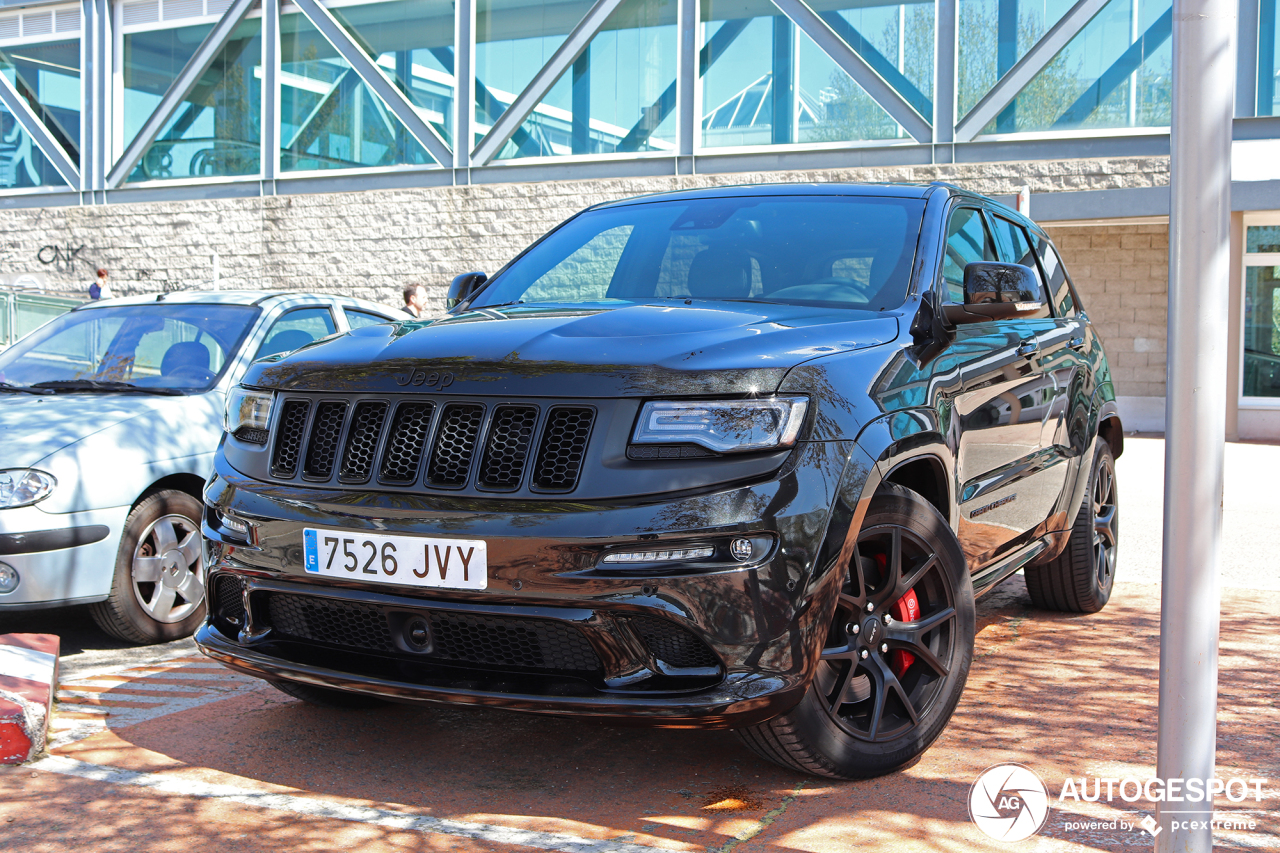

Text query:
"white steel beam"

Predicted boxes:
[[455, 0, 475, 169], [0, 71, 80, 188], [292, 0, 453, 167], [954, 0, 1109, 142], [262, 0, 281, 183], [771, 0, 931, 143], [677, 0, 697, 156], [1154, 0, 1235, 850], [471, 0, 627, 166], [106, 0, 257, 187], [935, 0, 956, 148]]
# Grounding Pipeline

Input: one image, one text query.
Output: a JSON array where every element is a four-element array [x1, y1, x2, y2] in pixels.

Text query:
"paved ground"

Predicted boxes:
[[0, 437, 1276, 851]]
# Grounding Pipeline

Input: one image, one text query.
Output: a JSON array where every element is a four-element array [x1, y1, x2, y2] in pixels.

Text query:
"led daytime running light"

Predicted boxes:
[[602, 547, 715, 564]]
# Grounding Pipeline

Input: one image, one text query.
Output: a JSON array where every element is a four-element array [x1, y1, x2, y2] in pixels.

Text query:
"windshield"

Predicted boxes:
[[472, 195, 926, 311], [0, 303, 260, 392]]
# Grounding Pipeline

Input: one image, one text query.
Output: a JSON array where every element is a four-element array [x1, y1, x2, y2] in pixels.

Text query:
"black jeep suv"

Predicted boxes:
[[200, 183, 1122, 779]]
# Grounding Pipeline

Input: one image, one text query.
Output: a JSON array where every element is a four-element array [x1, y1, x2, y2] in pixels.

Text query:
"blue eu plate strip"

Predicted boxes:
[[303, 528, 318, 573]]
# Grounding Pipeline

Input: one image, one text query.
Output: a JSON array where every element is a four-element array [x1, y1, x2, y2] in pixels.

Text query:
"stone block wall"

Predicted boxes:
[[0, 154, 1170, 400]]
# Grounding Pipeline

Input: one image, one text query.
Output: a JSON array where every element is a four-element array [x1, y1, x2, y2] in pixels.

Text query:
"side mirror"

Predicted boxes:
[[943, 262, 1044, 325], [446, 271, 487, 309]]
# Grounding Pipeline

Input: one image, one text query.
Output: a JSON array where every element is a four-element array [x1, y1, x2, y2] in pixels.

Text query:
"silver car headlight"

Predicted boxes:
[[631, 397, 808, 454], [225, 386, 274, 444], [0, 469, 56, 508]]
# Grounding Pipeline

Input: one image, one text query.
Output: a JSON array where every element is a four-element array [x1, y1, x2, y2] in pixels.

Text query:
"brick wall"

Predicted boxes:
[[1046, 223, 1169, 398]]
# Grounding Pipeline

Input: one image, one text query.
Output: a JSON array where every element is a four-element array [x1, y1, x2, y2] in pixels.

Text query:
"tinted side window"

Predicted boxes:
[[255, 307, 336, 360], [1037, 240, 1079, 318], [990, 215, 1051, 318], [942, 207, 996, 303]]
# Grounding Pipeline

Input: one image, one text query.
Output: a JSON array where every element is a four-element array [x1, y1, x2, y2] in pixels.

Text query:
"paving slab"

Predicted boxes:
[[4, 577, 1275, 852]]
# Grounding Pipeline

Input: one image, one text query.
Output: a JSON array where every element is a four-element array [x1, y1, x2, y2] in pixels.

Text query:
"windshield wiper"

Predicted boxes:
[[0, 381, 53, 395], [30, 380, 184, 396]]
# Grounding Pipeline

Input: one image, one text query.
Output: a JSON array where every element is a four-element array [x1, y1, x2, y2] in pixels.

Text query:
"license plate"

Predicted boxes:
[[302, 528, 487, 590]]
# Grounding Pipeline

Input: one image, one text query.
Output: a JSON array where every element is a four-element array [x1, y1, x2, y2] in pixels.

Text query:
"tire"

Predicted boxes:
[[89, 490, 207, 644], [738, 483, 975, 779], [269, 679, 388, 709], [1025, 440, 1118, 613]]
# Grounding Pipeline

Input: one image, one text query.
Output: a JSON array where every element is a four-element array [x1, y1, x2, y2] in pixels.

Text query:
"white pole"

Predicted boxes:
[[1156, 0, 1235, 850]]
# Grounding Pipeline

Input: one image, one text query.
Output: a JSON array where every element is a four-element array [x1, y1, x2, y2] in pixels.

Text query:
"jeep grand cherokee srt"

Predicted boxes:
[[198, 183, 1122, 779]]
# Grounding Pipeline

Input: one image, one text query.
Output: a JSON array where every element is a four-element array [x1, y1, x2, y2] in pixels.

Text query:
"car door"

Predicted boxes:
[[934, 205, 1060, 573]]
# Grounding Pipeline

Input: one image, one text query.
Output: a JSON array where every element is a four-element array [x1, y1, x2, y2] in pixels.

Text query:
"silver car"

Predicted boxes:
[[0, 290, 403, 643]]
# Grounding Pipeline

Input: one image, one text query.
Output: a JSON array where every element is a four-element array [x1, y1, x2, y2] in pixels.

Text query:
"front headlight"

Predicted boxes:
[[225, 386, 274, 443], [0, 469, 56, 508], [631, 396, 808, 454]]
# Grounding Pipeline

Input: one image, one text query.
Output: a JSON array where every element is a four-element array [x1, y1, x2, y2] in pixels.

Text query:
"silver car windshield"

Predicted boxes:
[[0, 303, 260, 392], [472, 195, 926, 311]]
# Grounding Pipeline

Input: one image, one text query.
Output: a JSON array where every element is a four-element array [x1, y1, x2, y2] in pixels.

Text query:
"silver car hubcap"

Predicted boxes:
[[131, 513, 204, 623]]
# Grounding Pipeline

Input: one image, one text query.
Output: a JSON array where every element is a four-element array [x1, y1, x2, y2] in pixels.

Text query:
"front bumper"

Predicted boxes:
[[0, 504, 128, 609], [198, 441, 859, 728]]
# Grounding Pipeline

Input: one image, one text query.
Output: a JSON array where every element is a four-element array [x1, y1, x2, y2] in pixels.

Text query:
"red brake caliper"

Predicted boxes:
[[869, 553, 920, 677], [889, 588, 919, 677]]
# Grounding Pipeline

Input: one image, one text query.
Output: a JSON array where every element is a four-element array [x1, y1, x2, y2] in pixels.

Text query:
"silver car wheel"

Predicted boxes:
[[130, 513, 204, 623]]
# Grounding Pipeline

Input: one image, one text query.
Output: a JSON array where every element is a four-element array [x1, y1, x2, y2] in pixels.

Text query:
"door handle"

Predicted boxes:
[[1016, 339, 1039, 358], [1068, 336, 1086, 351]]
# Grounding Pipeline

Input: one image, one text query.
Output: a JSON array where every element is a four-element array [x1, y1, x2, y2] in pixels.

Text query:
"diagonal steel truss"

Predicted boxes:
[[8, 0, 1231, 196]]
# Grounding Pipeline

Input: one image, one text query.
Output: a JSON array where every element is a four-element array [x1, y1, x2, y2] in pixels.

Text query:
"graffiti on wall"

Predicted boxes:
[[36, 244, 88, 272]]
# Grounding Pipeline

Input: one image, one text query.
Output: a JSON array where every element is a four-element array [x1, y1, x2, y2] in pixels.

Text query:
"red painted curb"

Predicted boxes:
[[0, 633, 59, 765]]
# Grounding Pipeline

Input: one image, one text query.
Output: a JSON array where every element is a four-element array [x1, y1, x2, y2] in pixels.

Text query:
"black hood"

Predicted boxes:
[[242, 301, 899, 398]]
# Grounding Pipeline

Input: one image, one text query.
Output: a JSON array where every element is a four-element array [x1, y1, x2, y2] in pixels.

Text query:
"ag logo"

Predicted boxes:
[[969, 763, 1050, 841]]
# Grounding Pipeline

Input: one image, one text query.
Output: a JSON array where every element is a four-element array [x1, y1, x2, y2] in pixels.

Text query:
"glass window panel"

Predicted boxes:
[[1243, 264, 1280, 399], [280, 11, 435, 172], [256, 307, 336, 359], [0, 37, 80, 160], [1036, 238, 1078, 317], [0, 102, 68, 189], [329, 0, 455, 146], [493, 0, 677, 160], [976, 0, 1172, 134], [957, 0, 1077, 121], [942, 207, 995, 302], [1259, 0, 1276, 116], [522, 224, 634, 301], [701, 0, 902, 150], [475, 0, 597, 150], [344, 308, 390, 328], [130, 18, 261, 181], [123, 21, 214, 154], [1246, 225, 1280, 253], [819, 2, 934, 121]]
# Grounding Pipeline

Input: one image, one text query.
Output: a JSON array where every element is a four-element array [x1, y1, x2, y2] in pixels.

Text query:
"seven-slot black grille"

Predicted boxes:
[[478, 405, 538, 490], [428, 404, 485, 488], [303, 401, 348, 479], [533, 407, 595, 491], [268, 396, 595, 494], [339, 401, 389, 483], [271, 400, 310, 477]]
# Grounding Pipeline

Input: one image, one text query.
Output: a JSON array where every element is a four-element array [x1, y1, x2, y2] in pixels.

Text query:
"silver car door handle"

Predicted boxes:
[[1069, 336, 1086, 350], [1017, 339, 1039, 358]]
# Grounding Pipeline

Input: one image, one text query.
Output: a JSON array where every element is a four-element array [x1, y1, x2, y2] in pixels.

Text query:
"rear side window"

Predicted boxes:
[[942, 207, 996, 303], [1037, 240, 1079, 318], [255, 307, 336, 360], [989, 214, 1051, 318], [345, 308, 391, 329]]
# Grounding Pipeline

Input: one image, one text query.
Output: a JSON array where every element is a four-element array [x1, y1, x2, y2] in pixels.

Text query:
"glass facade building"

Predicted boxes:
[[0, 0, 1275, 198]]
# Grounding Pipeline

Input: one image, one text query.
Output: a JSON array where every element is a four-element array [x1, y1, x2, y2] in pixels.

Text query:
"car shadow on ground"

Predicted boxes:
[[46, 575, 1280, 853]]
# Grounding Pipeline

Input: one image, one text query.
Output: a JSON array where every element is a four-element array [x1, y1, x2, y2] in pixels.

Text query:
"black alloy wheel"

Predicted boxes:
[[739, 484, 975, 779], [1025, 440, 1118, 613]]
